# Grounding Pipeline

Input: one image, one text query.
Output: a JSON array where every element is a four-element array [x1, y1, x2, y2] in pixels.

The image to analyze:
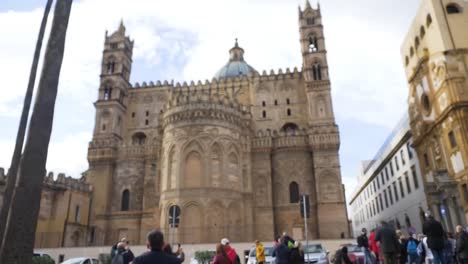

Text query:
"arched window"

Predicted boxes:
[[262, 101, 266, 107], [308, 35, 318, 53], [121, 189, 130, 211], [281, 123, 299, 132], [74, 205, 80, 223], [132, 132, 147, 145], [446, 3, 462, 14], [426, 14, 433, 27], [415, 37, 420, 49], [274, 100, 278, 106], [307, 18, 315, 25], [420, 26, 426, 38], [410, 47, 415, 57], [287, 108, 292, 116], [106, 61, 115, 74], [104, 87, 112, 101], [262, 111, 266, 118], [313, 63, 322, 80], [286, 98, 290, 105], [289, 182, 300, 203], [405, 56, 410, 66]]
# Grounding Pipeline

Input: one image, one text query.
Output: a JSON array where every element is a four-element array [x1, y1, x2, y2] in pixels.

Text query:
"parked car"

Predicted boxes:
[[303, 244, 329, 264], [246, 246, 275, 264], [331, 244, 373, 264], [33, 252, 55, 264], [60, 257, 101, 264]]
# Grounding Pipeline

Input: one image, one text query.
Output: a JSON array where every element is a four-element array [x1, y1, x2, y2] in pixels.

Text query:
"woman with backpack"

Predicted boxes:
[[407, 234, 419, 264]]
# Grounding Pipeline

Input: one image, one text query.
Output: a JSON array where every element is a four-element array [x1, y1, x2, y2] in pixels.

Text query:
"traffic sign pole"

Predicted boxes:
[[303, 195, 309, 258]]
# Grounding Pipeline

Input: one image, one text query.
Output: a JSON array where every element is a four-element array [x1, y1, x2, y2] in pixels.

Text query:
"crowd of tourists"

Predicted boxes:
[[352, 212, 468, 264]]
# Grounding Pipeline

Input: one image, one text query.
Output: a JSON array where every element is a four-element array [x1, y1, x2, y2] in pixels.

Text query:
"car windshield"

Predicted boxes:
[[250, 247, 274, 257], [346, 245, 361, 253], [61, 258, 86, 264], [304, 245, 324, 254]]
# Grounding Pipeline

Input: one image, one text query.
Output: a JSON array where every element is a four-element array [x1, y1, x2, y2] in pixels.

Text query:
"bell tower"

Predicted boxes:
[[300, 1, 349, 238], [86, 21, 134, 245]]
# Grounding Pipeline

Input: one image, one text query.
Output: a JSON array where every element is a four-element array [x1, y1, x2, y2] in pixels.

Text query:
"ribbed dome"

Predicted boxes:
[[214, 39, 258, 79]]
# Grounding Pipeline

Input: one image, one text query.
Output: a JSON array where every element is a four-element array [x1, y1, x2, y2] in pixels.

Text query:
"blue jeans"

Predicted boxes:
[[407, 253, 419, 264], [432, 250, 445, 264], [362, 247, 374, 264]]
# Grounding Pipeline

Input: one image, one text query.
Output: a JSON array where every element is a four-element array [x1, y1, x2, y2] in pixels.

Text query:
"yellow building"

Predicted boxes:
[[401, 0, 468, 229], [0, 168, 93, 248]]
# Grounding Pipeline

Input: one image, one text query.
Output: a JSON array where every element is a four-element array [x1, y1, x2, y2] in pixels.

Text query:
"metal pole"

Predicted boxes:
[[303, 195, 309, 260], [172, 205, 176, 246]]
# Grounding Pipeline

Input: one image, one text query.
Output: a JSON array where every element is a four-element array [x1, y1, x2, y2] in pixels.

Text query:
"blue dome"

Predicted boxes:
[[214, 39, 258, 79]]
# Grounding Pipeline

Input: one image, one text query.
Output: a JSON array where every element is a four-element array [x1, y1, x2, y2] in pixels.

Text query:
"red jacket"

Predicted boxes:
[[226, 246, 237, 264], [369, 231, 379, 254]]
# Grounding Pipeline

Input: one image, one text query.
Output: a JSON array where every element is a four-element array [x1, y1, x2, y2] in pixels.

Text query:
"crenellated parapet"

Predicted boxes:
[[0, 167, 91, 192], [44, 172, 92, 193], [130, 67, 302, 93]]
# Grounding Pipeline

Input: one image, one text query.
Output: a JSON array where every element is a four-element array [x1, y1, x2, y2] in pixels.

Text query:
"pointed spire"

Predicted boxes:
[[305, 0, 312, 10], [298, 5, 303, 18], [118, 19, 126, 35], [234, 38, 239, 48]]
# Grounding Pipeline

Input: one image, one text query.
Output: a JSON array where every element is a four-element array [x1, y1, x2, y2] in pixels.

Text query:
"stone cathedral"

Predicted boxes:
[[22, 1, 349, 246]]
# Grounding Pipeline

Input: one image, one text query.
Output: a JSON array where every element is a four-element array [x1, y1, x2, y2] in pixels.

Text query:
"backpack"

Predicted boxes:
[[407, 240, 417, 254], [111, 252, 125, 264], [234, 254, 241, 264]]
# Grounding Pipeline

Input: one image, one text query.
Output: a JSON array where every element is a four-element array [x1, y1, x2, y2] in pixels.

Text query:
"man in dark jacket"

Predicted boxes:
[[133, 230, 181, 264], [375, 221, 399, 264], [357, 228, 373, 264], [273, 237, 291, 264], [112, 242, 134, 264], [422, 212, 446, 264], [456, 225, 468, 264]]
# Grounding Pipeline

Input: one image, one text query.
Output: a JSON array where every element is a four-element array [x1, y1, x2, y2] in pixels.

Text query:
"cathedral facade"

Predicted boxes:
[[85, 1, 349, 245]]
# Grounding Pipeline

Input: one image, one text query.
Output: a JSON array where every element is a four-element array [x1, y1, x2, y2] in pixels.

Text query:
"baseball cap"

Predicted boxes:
[[221, 238, 230, 245]]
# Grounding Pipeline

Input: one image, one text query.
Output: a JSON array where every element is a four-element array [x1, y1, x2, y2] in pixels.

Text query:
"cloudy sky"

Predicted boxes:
[[0, 0, 421, 204]]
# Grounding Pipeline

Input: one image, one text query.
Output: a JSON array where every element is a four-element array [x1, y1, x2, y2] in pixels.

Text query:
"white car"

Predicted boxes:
[[303, 244, 329, 264], [247, 246, 276, 264], [60, 257, 101, 264]]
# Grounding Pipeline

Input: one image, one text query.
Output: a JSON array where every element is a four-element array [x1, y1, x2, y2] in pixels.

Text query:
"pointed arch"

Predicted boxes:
[[184, 151, 203, 188], [446, 3, 462, 14], [206, 200, 225, 242], [210, 142, 222, 187], [289, 182, 300, 203], [181, 204, 202, 243], [312, 63, 322, 80], [426, 14, 433, 27], [132, 132, 147, 145], [121, 189, 130, 211], [227, 152, 240, 190], [167, 146, 176, 189], [308, 34, 318, 53]]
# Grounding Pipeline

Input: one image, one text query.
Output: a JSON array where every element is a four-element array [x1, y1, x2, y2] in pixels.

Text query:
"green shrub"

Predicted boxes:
[[194, 251, 216, 264], [32, 256, 55, 264]]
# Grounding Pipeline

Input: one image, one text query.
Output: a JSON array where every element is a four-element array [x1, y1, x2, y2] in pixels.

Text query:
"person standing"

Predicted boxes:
[[290, 241, 305, 264], [212, 243, 232, 264], [273, 237, 291, 264], [397, 230, 408, 264], [111, 242, 134, 264], [221, 238, 239, 264], [370, 229, 380, 263], [456, 225, 468, 264], [334, 246, 353, 264], [407, 234, 419, 264], [176, 243, 185, 263], [358, 228, 374, 264], [375, 221, 399, 264], [423, 212, 446, 264], [256, 240, 266, 264], [133, 230, 181, 264]]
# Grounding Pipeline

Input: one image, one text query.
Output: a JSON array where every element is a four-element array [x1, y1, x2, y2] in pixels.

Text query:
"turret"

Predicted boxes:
[[93, 20, 134, 138]]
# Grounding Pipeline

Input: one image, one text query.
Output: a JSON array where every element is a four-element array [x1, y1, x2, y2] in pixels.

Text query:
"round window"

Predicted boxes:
[[421, 93, 431, 115]]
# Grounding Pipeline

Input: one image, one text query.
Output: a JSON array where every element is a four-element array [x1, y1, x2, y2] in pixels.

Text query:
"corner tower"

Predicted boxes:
[[299, 0, 349, 238], [87, 21, 134, 245]]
